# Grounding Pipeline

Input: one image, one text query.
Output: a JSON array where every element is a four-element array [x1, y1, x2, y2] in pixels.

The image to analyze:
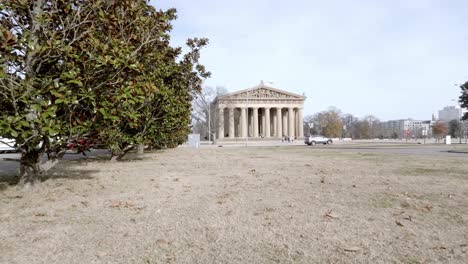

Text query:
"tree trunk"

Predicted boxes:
[[137, 144, 145, 155], [19, 150, 42, 189], [110, 145, 135, 162]]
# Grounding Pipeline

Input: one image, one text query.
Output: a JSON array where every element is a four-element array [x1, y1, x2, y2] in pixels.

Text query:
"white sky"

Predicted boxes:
[[152, 0, 468, 120]]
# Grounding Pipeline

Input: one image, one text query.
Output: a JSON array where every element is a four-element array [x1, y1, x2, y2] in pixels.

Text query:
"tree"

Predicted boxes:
[[432, 121, 448, 141], [0, 0, 102, 187], [311, 107, 343, 138], [363, 115, 381, 139], [303, 115, 318, 136], [0, 1, 209, 187], [460, 81, 468, 121], [353, 120, 370, 139], [448, 119, 461, 138], [191, 86, 227, 140], [82, 3, 209, 156], [342, 114, 358, 138]]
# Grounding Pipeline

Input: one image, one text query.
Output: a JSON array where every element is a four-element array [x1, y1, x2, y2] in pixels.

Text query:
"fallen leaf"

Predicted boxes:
[[403, 215, 413, 222], [33, 212, 46, 217], [156, 239, 169, 245], [395, 220, 404, 227], [400, 200, 410, 208], [324, 210, 338, 219], [110, 200, 136, 209], [431, 246, 447, 250], [423, 204, 433, 212], [343, 246, 361, 252]]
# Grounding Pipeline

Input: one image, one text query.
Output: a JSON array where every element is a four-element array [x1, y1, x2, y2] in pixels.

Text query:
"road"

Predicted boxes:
[[304, 144, 468, 157]]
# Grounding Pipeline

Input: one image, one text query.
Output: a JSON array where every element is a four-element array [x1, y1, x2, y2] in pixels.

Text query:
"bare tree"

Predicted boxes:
[[303, 115, 317, 136], [191, 86, 227, 140], [363, 115, 381, 139], [342, 114, 358, 138]]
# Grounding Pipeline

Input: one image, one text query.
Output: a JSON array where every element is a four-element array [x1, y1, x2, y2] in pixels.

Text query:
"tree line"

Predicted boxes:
[[0, 0, 209, 187], [303, 105, 467, 140], [303, 107, 383, 139]]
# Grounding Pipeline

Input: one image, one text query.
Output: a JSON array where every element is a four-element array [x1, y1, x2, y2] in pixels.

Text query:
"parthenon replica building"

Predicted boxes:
[[213, 81, 306, 140]]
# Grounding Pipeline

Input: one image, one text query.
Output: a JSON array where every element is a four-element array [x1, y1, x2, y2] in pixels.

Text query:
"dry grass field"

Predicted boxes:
[[1, 146, 467, 263]]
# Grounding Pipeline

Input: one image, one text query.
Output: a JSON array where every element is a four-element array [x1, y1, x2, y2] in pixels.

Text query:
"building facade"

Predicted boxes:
[[438, 106, 462, 122], [213, 82, 305, 140], [380, 119, 431, 138]]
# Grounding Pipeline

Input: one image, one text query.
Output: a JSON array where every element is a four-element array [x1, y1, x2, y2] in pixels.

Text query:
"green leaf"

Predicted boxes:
[[99, 108, 108, 117], [67, 80, 83, 86]]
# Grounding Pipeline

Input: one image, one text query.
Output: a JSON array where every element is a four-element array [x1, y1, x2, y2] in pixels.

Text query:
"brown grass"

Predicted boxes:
[[0, 146, 467, 263]]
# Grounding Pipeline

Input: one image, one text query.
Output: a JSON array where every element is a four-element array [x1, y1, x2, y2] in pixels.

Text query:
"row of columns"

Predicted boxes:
[[218, 107, 303, 139]]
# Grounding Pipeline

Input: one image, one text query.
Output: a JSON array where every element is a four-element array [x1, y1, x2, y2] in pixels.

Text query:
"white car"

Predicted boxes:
[[0, 138, 18, 153], [305, 135, 333, 146]]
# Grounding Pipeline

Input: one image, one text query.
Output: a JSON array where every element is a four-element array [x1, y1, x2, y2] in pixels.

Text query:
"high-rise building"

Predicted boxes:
[[438, 106, 462, 122]]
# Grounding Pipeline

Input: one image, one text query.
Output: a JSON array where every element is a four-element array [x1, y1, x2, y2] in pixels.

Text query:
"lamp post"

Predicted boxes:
[[208, 103, 211, 144]]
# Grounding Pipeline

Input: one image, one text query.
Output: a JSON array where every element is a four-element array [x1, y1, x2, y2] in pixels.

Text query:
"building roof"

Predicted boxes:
[[217, 81, 306, 100]]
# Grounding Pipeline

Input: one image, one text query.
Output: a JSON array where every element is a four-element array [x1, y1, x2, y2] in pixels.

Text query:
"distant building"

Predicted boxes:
[[438, 106, 462, 122], [380, 119, 431, 138]]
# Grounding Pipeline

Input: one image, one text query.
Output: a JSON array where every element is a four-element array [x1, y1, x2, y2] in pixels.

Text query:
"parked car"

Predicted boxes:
[[305, 135, 333, 146], [0, 138, 18, 153]]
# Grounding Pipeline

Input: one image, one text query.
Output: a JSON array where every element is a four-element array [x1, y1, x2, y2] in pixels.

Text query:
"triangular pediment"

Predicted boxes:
[[219, 83, 305, 100]]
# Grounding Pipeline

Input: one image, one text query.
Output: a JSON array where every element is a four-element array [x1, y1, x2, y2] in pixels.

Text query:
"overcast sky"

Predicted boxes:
[[151, 0, 468, 121]]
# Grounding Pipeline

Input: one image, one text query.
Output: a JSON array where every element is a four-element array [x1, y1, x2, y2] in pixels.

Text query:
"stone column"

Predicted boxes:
[[283, 110, 288, 136], [277, 108, 283, 138], [288, 107, 294, 138], [265, 108, 271, 138], [273, 109, 277, 137], [298, 108, 304, 138], [253, 107, 259, 138], [261, 110, 266, 137], [249, 109, 253, 137], [218, 108, 224, 139], [229, 108, 235, 138], [241, 107, 247, 138]]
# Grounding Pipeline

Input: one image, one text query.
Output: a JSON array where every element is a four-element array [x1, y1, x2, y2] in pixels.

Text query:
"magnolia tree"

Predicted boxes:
[[0, 0, 208, 187]]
